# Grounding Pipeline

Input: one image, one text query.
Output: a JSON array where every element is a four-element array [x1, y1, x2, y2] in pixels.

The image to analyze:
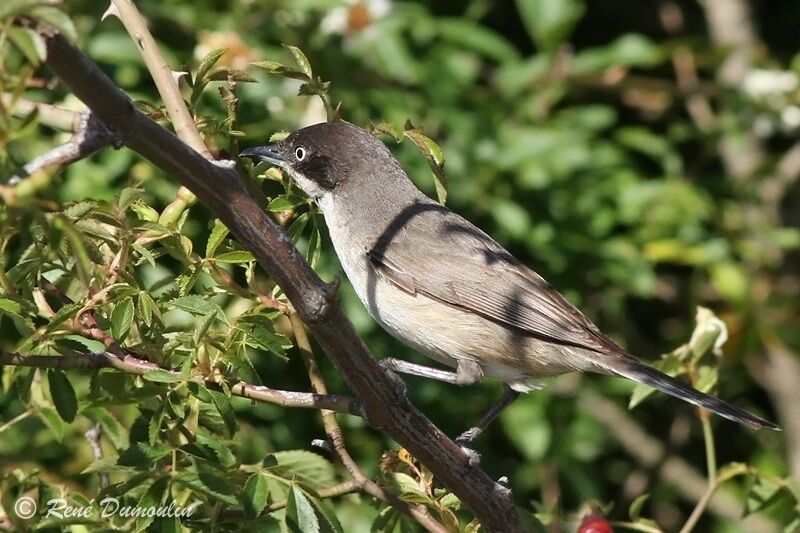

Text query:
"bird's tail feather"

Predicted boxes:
[[609, 359, 779, 430]]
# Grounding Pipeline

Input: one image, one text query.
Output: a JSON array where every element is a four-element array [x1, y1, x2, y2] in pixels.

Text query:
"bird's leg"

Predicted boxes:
[[379, 358, 484, 386], [456, 385, 520, 444], [379, 358, 461, 384]]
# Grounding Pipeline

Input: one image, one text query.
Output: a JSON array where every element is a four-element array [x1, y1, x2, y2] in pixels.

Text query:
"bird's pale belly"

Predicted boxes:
[[339, 252, 581, 391]]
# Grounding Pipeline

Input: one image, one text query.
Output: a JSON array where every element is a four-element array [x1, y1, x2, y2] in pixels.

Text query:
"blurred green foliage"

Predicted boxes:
[[1, 0, 799, 531]]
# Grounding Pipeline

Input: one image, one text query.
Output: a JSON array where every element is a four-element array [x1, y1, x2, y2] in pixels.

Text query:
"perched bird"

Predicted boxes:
[[241, 121, 778, 439]]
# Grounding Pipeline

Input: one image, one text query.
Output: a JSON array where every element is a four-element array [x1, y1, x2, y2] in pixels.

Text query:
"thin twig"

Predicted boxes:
[[109, 0, 208, 157], [2, 95, 78, 131], [263, 479, 361, 514], [0, 350, 361, 416], [85, 423, 109, 488], [0, 410, 33, 435], [1, 111, 116, 204]]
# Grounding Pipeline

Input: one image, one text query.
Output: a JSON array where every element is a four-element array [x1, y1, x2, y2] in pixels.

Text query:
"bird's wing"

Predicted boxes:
[[366, 207, 621, 355]]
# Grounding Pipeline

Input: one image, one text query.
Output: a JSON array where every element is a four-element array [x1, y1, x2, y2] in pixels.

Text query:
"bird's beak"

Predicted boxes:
[[239, 144, 286, 167]]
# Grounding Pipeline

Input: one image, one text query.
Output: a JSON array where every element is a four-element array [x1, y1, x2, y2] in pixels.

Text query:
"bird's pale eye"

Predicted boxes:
[[294, 147, 306, 161]]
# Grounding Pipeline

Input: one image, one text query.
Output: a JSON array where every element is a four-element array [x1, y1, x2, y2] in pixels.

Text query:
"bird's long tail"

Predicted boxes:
[[609, 358, 779, 430]]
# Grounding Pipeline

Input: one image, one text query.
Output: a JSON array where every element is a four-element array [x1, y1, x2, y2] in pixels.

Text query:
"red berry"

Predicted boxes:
[[578, 514, 613, 533]]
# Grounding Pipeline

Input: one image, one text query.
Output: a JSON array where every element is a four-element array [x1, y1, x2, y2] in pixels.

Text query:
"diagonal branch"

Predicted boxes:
[[31, 23, 522, 531]]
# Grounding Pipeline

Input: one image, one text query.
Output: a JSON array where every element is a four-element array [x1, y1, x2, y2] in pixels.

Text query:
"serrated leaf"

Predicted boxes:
[[118, 441, 171, 467], [196, 48, 227, 84], [142, 369, 183, 383], [168, 295, 228, 323], [403, 128, 448, 204], [213, 251, 255, 264], [268, 451, 335, 489], [284, 45, 312, 78], [172, 471, 238, 506], [130, 200, 160, 222], [208, 390, 236, 437], [137, 291, 154, 328], [48, 370, 77, 423], [135, 476, 169, 531], [110, 297, 134, 343], [193, 311, 218, 345], [390, 472, 431, 504], [45, 302, 83, 333], [148, 405, 165, 445], [251, 61, 309, 81], [37, 406, 64, 442], [286, 485, 320, 533], [243, 472, 269, 519], [206, 219, 229, 257]]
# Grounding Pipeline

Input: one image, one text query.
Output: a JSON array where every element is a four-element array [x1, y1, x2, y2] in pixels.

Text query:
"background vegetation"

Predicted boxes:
[[1, 0, 798, 531]]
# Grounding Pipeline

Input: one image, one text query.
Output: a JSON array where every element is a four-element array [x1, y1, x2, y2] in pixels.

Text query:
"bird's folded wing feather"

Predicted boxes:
[[366, 209, 622, 355]]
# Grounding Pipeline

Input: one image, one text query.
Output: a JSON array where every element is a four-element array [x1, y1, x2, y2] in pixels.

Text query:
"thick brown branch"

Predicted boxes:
[[34, 25, 522, 531]]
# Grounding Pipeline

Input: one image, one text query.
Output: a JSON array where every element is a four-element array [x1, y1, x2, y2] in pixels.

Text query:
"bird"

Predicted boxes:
[[241, 120, 779, 441]]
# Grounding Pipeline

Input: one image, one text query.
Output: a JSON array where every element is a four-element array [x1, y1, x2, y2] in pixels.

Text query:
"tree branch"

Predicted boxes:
[[1, 111, 116, 204], [0, 350, 360, 416], [31, 24, 522, 530]]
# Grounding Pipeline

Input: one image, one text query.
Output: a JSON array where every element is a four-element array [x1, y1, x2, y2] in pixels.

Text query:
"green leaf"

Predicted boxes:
[[110, 297, 134, 343], [118, 441, 171, 467], [136, 476, 169, 531], [172, 471, 239, 506], [515, 0, 585, 52], [390, 473, 431, 504], [268, 194, 308, 212], [192, 311, 218, 345], [284, 44, 313, 78], [628, 493, 649, 522], [286, 485, 320, 533], [746, 476, 790, 516], [213, 250, 255, 264], [403, 126, 448, 204], [196, 48, 227, 84], [206, 219, 229, 257], [137, 291, 155, 328], [208, 390, 236, 437], [48, 370, 78, 423], [7, 26, 46, 65], [54, 215, 94, 288], [37, 406, 64, 442], [148, 405, 165, 445], [130, 200, 160, 223], [268, 450, 335, 489], [29, 6, 77, 41], [243, 472, 270, 519], [142, 369, 184, 383], [168, 295, 228, 323], [251, 61, 309, 81]]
